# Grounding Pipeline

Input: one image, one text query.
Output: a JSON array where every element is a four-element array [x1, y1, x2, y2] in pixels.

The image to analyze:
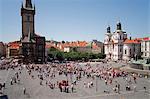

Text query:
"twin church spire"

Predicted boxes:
[[106, 21, 122, 33]]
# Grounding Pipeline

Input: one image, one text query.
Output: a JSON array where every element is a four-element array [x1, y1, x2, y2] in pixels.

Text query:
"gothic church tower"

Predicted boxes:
[[21, 0, 35, 39]]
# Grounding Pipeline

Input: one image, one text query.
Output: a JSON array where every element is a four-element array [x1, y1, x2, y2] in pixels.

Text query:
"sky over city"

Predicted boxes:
[[0, 0, 150, 43]]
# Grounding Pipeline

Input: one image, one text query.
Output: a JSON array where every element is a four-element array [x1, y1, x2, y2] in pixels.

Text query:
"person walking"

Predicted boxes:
[[10, 78, 13, 85], [23, 87, 26, 95], [118, 84, 120, 94], [133, 85, 136, 92], [71, 83, 74, 93], [143, 86, 146, 92], [59, 82, 62, 92]]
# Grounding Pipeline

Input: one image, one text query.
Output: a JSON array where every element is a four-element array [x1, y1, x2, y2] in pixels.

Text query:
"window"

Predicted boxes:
[[120, 35, 121, 40], [27, 15, 30, 21], [129, 49, 131, 55], [145, 41, 147, 51], [145, 53, 147, 57], [133, 46, 135, 52], [141, 45, 143, 49], [125, 49, 127, 54], [38, 45, 43, 51]]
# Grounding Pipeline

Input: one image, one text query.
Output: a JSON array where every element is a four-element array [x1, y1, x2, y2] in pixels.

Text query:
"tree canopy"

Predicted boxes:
[[47, 47, 105, 62]]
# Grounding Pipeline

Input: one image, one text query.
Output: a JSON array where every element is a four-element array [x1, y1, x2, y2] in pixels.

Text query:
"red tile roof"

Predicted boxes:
[[124, 39, 141, 44], [124, 37, 150, 44], [45, 41, 88, 50], [142, 37, 150, 41], [8, 41, 20, 49]]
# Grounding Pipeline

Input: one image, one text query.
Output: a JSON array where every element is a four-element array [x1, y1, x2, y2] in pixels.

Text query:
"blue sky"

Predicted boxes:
[[0, 0, 150, 43]]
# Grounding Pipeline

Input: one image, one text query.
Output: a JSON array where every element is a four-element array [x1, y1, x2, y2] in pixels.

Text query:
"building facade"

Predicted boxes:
[[0, 42, 6, 57], [104, 22, 127, 61], [6, 41, 20, 58], [46, 40, 104, 54], [91, 40, 104, 54], [141, 37, 150, 59], [104, 22, 144, 61], [123, 39, 141, 61], [21, 0, 45, 64]]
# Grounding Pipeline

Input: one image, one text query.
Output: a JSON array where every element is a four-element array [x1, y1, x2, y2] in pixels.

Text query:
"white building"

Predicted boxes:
[[104, 22, 142, 61], [141, 37, 150, 58], [123, 38, 141, 61], [104, 22, 127, 61]]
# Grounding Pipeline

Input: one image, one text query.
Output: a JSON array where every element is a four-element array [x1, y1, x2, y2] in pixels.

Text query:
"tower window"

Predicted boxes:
[[27, 15, 30, 21], [120, 35, 121, 40], [125, 49, 127, 54], [129, 49, 131, 55], [145, 41, 147, 51]]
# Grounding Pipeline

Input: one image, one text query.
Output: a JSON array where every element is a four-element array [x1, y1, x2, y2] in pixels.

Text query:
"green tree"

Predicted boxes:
[[56, 51, 64, 61], [47, 47, 106, 62]]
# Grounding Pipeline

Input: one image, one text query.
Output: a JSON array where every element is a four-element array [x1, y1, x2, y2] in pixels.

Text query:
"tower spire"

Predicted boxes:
[[116, 21, 122, 30], [25, 0, 33, 8], [107, 25, 111, 33], [21, 2, 23, 8]]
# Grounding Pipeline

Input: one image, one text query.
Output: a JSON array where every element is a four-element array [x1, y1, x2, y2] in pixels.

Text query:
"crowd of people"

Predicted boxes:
[[0, 58, 149, 96]]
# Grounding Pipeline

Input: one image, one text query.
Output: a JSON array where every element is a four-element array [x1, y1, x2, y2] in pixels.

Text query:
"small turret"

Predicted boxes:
[[116, 21, 122, 30], [25, 0, 33, 8], [21, 2, 24, 8], [107, 25, 111, 33]]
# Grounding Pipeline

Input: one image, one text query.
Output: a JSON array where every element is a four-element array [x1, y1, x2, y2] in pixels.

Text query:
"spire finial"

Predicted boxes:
[[116, 21, 122, 30], [25, 0, 33, 8], [107, 25, 111, 33], [21, 2, 23, 8]]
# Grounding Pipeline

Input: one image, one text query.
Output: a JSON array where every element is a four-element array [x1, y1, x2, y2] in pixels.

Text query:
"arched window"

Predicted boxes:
[[125, 49, 127, 54], [129, 49, 131, 55]]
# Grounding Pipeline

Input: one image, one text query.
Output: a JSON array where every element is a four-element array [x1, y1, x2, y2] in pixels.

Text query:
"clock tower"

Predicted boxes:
[[20, 0, 46, 64], [21, 0, 35, 39]]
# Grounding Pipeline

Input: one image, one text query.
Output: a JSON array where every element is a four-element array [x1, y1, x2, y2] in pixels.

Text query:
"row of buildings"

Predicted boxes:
[[0, 40, 104, 58], [0, 0, 104, 64], [46, 40, 104, 53], [104, 22, 150, 61], [1, 22, 149, 62], [0, 0, 149, 64]]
